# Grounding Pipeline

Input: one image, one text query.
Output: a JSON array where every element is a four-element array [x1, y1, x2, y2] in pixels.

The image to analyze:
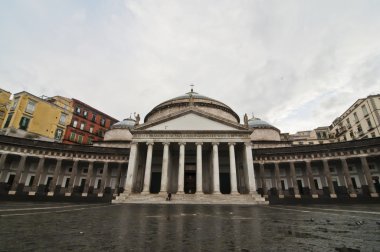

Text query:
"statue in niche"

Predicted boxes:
[[244, 113, 248, 127], [134, 112, 140, 126]]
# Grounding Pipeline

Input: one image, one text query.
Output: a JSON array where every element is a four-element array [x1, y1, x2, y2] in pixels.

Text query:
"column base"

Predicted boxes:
[[330, 193, 337, 198], [82, 193, 88, 197], [279, 194, 284, 199], [141, 191, 150, 195], [28, 191, 36, 196], [294, 194, 301, 198], [370, 193, 379, 198], [230, 191, 239, 195], [311, 194, 319, 198], [97, 193, 103, 197], [213, 191, 221, 195], [349, 193, 357, 198], [8, 190, 16, 195], [47, 192, 54, 196], [65, 193, 71, 197], [195, 191, 204, 195], [176, 191, 184, 194]]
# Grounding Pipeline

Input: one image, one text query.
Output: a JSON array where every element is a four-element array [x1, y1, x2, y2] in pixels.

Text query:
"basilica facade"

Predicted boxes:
[[0, 90, 379, 204]]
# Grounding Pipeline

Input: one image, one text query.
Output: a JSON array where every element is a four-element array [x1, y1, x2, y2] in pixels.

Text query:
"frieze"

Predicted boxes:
[[133, 133, 249, 139]]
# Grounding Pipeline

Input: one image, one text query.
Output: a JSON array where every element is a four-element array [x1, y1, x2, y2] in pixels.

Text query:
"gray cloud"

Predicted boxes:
[[0, 0, 379, 133]]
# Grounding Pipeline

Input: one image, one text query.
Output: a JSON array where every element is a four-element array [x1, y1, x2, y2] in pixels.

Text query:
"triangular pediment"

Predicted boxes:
[[135, 109, 247, 131]]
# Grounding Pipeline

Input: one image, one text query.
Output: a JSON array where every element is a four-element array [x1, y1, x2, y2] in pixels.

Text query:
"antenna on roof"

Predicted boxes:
[[190, 83, 194, 92]]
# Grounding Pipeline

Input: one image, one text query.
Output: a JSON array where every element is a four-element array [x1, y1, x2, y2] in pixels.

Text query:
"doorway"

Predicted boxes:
[[220, 173, 231, 194], [150, 172, 161, 193], [184, 171, 196, 194]]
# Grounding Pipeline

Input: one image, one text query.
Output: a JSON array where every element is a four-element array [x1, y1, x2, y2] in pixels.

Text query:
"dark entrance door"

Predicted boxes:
[[220, 173, 231, 194], [297, 180, 304, 195], [150, 172, 161, 193], [7, 174, 15, 189], [79, 179, 86, 193], [46, 177, 53, 192], [184, 171, 196, 194]]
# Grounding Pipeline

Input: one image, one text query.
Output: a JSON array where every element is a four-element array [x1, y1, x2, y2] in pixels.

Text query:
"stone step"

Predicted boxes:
[[112, 193, 269, 205]]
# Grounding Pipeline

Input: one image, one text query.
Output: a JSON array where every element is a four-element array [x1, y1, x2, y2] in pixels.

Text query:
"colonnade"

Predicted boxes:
[[0, 152, 127, 197], [256, 156, 379, 198], [124, 141, 256, 195]]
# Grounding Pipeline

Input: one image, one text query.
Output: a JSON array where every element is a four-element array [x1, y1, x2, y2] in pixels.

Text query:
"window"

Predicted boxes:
[[298, 141, 304, 145], [55, 129, 63, 140], [27, 175, 35, 186], [3, 113, 13, 128], [308, 142, 314, 145], [92, 114, 97, 122], [83, 168, 88, 174], [80, 122, 85, 130], [349, 131, 354, 138], [88, 137, 93, 144], [89, 126, 94, 133], [100, 118, 106, 126], [73, 120, 78, 128], [83, 110, 88, 118], [346, 118, 351, 128], [19, 117, 30, 130], [77, 135, 83, 143], [25, 100, 36, 114], [59, 113, 67, 125], [371, 132, 376, 138], [69, 132, 76, 141], [11, 98, 19, 110], [353, 112, 359, 123], [361, 105, 368, 116], [314, 179, 319, 190], [367, 118, 373, 129], [75, 107, 81, 114], [357, 124, 363, 135], [98, 130, 104, 137]]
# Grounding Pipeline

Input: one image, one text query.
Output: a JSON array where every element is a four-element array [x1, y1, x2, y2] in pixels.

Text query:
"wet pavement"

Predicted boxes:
[[0, 202, 379, 251]]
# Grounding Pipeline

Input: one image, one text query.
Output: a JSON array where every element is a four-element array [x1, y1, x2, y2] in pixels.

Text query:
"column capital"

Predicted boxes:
[[195, 142, 203, 146], [244, 142, 252, 147], [305, 159, 312, 164], [131, 141, 139, 146], [146, 141, 154, 146], [178, 142, 186, 146], [212, 142, 219, 146], [162, 142, 170, 146], [228, 142, 236, 146]]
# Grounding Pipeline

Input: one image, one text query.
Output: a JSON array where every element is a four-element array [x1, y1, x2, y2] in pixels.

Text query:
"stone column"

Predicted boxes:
[[48, 159, 62, 196], [98, 162, 109, 197], [114, 162, 123, 195], [9, 155, 27, 195], [177, 142, 186, 194], [142, 142, 154, 194], [0, 153, 8, 170], [322, 159, 337, 198], [196, 142, 203, 194], [29, 156, 45, 195], [305, 160, 318, 198], [274, 162, 284, 198], [124, 142, 139, 194], [289, 162, 300, 198], [228, 143, 238, 194], [259, 162, 268, 197], [82, 161, 94, 196], [212, 142, 220, 194], [160, 142, 170, 194], [244, 142, 256, 193], [360, 157, 378, 197], [340, 158, 357, 197], [65, 159, 79, 196]]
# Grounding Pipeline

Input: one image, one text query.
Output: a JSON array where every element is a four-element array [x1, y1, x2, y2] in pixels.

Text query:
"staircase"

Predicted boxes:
[[112, 192, 268, 205]]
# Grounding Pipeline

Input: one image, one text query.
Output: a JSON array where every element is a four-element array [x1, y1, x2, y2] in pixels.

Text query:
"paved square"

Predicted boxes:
[[0, 202, 379, 251]]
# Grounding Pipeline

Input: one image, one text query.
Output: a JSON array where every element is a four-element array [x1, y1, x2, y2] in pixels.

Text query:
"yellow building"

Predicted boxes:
[[2, 91, 73, 142], [0, 88, 11, 127]]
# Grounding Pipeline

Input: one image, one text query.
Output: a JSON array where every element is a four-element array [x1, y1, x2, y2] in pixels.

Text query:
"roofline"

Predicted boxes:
[[71, 98, 119, 122]]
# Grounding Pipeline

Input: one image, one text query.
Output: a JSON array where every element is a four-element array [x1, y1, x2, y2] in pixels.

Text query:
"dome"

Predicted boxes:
[[248, 117, 279, 131], [144, 90, 240, 123], [111, 118, 136, 129]]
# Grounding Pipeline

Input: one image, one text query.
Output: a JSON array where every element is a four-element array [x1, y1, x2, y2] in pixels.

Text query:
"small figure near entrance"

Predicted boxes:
[[166, 192, 172, 201]]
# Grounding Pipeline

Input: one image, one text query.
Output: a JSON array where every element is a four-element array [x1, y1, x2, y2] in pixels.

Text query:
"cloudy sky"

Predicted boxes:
[[1, 0, 379, 133]]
